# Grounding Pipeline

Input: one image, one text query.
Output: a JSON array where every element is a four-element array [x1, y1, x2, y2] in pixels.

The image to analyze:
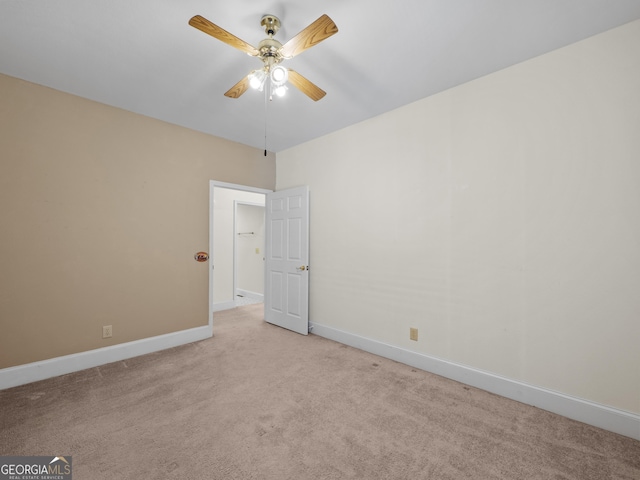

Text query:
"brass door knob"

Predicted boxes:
[[194, 252, 209, 262]]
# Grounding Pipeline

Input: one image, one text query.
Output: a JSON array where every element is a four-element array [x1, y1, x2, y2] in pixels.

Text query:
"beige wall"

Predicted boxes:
[[277, 20, 640, 414], [0, 74, 275, 369]]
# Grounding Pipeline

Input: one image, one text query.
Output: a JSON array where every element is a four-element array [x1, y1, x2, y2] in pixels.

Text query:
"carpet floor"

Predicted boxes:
[[1, 304, 638, 479]]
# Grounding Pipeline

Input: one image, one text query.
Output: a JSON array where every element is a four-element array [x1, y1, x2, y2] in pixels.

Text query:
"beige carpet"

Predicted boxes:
[[1, 304, 638, 479]]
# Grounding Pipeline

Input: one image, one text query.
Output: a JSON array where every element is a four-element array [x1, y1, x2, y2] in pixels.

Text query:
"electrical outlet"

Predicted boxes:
[[102, 325, 113, 339], [410, 327, 418, 341]]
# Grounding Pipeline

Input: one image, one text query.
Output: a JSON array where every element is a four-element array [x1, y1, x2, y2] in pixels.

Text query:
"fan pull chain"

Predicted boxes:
[[264, 79, 268, 156]]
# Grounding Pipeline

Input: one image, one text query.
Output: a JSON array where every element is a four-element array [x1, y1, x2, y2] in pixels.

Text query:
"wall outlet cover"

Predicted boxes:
[[102, 325, 113, 339], [410, 328, 418, 341]]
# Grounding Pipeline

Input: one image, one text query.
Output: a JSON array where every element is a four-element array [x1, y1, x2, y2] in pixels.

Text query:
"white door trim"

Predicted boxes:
[[209, 181, 272, 329]]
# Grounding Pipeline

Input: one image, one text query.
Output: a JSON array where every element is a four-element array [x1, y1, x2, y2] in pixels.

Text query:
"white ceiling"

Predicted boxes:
[[2, 1, 640, 153]]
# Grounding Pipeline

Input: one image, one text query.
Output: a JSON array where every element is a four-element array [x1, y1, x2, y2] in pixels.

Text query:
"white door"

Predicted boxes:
[[264, 186, 309, 335]]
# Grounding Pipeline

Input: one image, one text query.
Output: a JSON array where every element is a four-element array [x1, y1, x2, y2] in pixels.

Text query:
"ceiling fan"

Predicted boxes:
[[189, 13, 338, 101]]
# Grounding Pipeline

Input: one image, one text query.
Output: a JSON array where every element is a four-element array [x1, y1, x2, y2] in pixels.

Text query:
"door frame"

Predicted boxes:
[[209, 180, 272, 331]]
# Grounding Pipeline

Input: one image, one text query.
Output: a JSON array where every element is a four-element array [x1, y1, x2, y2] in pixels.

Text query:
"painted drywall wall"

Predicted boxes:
[[212, 188, 265, 306], [0, 74, 275, 369], [276, 20, 640, 414], [236, 204, 265, 297]]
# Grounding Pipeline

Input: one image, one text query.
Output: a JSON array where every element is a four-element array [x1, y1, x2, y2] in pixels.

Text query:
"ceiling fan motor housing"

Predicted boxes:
[[258, 38, 283, 63], [259, 15, 283, 67]]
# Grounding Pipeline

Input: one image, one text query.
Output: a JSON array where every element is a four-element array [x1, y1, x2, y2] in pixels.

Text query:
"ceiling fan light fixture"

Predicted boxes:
[[274, 84, 288, 97], [270, 65, 288, 86], [190, 13, 338, 102], [248, 69, 267, 90]]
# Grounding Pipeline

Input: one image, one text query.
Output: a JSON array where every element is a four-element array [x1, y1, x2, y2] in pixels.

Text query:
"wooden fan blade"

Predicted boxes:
[[288, 70, 326, 101], [189, 15, 259, 56], [224, 76, 251, 99], [280, 14, 338, 58]]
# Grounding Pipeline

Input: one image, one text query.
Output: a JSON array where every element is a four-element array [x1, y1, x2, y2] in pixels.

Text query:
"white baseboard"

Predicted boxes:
[[214, 294, 263, 312], [236, 289, 264, 301], [310, 321, 640, 441], [0, 325, 212, 390], [213, 301, 236, 312]]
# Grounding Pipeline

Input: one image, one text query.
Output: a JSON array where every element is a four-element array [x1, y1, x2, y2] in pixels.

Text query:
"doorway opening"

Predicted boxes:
[[234, 201, 266, 306], [209, 181, 271, 329]]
